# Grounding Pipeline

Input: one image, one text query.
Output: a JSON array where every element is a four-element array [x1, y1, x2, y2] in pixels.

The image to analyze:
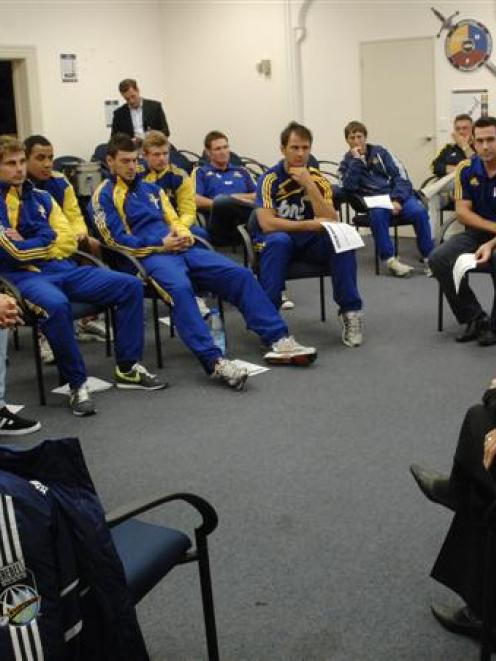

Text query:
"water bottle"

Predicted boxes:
[[208, 308, 226, 355]]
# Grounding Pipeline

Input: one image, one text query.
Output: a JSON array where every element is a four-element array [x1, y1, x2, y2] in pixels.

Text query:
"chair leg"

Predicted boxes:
[[152, 296, 163, 369], [105, 308, 112, 357], [169, 304, 175, 339], [13, 327, 20, 351], [437, 284, 444, 332], [195, 534, 220, 661], [32, 322, 46, 406], [394, 224, 399, 257], [374, 247, 380, 276], [319, 277, 326, 322]]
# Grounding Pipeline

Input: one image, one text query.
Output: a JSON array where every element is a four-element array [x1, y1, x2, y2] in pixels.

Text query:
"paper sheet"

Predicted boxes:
[[321, 222, 365, 254], [453, 253, 477, 294], [230, 360, 269, 376], [6, 405, 24, 414], [52, 376, 113, 396], [363, 195, 394, 210], [159, 316, 171, 327]]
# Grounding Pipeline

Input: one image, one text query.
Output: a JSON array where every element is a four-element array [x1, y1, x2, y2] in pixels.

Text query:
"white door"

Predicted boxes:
[[361, 37, 436, 189]]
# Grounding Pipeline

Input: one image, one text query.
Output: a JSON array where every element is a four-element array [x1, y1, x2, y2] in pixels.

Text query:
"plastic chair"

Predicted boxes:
[[0, 251, 113, 405], [237, 224, 329, 322], [106, 491, 220, 661]]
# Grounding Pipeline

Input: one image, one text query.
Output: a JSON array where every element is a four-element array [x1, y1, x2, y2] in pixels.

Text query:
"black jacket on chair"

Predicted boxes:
[[111, 98, 169, 137]]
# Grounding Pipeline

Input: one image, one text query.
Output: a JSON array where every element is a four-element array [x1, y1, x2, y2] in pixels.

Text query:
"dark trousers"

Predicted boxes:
[[206, 195, 255, 246], [431, 403, 496, 615], [429, 230, 496, 326]]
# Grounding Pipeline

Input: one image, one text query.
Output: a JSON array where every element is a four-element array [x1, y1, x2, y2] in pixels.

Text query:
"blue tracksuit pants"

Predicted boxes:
[[257, 231, 363, 312], [141, 247, 288, 372], [368, 195, 434, 261], [3, 260, 144, 389]]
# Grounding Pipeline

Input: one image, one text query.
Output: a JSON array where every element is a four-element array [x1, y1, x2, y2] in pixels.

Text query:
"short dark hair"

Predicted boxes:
[[473, 116, 496, 132], [107, 133, 136, 158], [454, 114, 473, 124], [204, 131, 228, 150], [24, 134, 51, 157], [280, 121, 313, 147], [118, 78, 138, 94], [344, 121, 367, 139]]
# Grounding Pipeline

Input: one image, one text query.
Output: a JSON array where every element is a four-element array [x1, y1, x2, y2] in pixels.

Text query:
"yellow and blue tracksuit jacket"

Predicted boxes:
[[90, 175, 193, 257], [0, 180, 77, 270], [31, 171, 88, 237], [142, 164, 196, 228]]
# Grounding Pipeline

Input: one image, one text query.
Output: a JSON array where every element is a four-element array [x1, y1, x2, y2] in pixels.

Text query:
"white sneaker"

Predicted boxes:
[[263, 336, 317, 366], [340, 311, 363, 347], [386, 256, 413, 277], [76, 318, 111, 342], [211, 359, 248, 390], [39, 335, 55, 365], [281, 291, 295, 310], [196, 297, 210, 318], [69, 384, 97, 417]]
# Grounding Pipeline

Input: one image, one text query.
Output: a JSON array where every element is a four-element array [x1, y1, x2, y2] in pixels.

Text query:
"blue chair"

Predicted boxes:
[[106, 492, 219, 661], [237, 223, 329, 322]]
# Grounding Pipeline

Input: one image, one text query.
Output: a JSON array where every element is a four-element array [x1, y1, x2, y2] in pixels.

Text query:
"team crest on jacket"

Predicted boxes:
[[469, 176, 480, 186], [0, 567, 41, 627]]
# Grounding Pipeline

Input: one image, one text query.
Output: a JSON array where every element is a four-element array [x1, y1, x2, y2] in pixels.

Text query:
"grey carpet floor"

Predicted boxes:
[[3, 237, 493, 660]]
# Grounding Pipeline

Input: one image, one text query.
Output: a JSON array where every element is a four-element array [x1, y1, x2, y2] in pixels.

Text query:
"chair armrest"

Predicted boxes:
[[196, 212, 208, 229], [344, 192, 368, 214], [439, 217, 460, 243], [99, 244, 148, 279], [419, 175, 438, 190], [237, 224, 256, 269], [105, 491, 218, 538], [194, 235, 214, 251], [73, 249, 107, 269]]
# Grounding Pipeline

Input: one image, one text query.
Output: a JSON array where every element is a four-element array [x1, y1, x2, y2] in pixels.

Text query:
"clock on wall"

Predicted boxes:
[[432, 7, 496, 76]]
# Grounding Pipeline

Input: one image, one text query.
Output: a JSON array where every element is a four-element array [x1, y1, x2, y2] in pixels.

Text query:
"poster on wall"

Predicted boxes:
[[60, 54, 78, 83], [451, 88, 489, 119], [104, 100, 120, 128]]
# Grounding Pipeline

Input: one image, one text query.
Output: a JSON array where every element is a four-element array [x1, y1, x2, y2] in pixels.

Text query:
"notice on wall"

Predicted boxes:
[[451, 89, 488, 120], [60, 54, 78, 83], [104, 99, 120, 128]]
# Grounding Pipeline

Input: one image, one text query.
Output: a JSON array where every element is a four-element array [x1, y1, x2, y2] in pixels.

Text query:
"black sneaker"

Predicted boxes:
[[0, 407, 41, 436], [115, 363, 168, 390]]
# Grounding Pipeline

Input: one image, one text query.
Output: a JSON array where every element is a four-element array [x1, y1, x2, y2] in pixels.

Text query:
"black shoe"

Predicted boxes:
[[431, 603, 482, 640], [0, 407, 41, 436], [409, 464, 456, 511], [478, 327, 496, 346], [456, 315, 489, 343]]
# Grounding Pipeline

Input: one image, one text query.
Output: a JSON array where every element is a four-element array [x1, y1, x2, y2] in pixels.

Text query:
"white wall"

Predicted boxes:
[[159, 0, 291, 165], [301, 0, 496, 163], [0, 0, 166, 159], [1, 0, 496, 169]]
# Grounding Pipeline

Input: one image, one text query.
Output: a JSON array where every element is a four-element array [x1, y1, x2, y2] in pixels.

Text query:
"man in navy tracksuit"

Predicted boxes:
[[90, 133, 317, 391], [339, 120, 434, 277], [0, 136, 165, 416]]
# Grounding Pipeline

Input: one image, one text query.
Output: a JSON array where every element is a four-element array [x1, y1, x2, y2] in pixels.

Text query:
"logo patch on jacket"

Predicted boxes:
[[0, 568, 41, 627], [469, 176, 480, 187]]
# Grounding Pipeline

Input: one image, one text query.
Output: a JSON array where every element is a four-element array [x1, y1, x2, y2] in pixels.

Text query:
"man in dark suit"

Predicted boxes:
[[111, 78, 169, 140]]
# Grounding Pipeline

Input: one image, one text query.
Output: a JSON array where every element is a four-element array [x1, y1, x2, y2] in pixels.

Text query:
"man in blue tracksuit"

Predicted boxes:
[[193, 130, 256, 246], [339, 120, 434, 277], [253, 121, 364, 348], [0, 135, 165, 416], [90, 133, 317, 391]]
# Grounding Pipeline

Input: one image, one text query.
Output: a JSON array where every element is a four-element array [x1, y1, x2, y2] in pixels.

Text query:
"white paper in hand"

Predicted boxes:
[[321, 222, 365, 254], [363, 195, 394, 210], [453, 253, 477, 293]]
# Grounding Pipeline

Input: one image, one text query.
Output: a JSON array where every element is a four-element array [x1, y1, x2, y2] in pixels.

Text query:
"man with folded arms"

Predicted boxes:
[[90, 133, 317, 391], [0, 135, 165, 416]]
